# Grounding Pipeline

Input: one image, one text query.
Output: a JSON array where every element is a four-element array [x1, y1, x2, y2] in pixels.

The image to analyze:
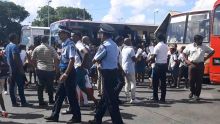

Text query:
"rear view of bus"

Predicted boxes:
[[210, 0, 220, 84]]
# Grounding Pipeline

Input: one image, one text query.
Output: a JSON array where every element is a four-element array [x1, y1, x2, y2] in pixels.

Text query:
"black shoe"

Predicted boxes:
[[61, 110, 72, 115], [44, 116, 58, 122], [21, 103, 32, 107], [67, 118, 81, 123], [12, 103, 20, 107], [89, 119, 102, 124], [159, 99, 166, 104], [39, 102, 48, 107], [189, 93, 193, 99]]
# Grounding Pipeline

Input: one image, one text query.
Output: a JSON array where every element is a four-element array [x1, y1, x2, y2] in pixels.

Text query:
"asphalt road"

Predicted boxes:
[[1, 82, 220, 124]]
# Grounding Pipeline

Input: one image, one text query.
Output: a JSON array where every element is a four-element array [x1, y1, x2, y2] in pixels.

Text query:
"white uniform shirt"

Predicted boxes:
[[169, 53, 177, 68], [178, 53, 187, 67], [75, 40, 87, 68], [121, 46, 135, 74], [183, 43, 213, 63], [153, 41, 168, 64], [20, 50, 26, 65]]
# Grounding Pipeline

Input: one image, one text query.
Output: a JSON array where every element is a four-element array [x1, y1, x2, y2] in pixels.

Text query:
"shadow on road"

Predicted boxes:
[[8, 113, 44, 119]]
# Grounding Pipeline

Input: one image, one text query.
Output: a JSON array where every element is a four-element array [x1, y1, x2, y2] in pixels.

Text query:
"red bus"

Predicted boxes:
[[210, 0, 220, 84], [156, 0, 220, 84]]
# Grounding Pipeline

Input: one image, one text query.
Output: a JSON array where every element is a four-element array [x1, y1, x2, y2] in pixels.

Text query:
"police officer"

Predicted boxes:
[[44, 26, 81, 123], [89, 24, 123, 124]]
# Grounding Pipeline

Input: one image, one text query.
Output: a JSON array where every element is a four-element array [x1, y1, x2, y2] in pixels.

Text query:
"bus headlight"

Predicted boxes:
[[213, 58, 220, 65]]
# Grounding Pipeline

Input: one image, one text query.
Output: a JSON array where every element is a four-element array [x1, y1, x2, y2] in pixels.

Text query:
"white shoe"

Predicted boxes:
[[3, 91, 8, 95], [130, 99, 141, 104]]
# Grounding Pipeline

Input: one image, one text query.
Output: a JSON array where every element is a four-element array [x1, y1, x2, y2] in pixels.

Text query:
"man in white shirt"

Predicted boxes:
[[121, 38, 139, 104], [149, 33, 168, 103], [183, 35, 214, 101], [73, 33, 98, 106]]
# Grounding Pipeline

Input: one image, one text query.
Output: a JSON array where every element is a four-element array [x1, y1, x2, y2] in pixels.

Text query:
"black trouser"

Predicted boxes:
[[36, 70, 55, 103], [153, 63, 167, 101], [51, 69, 81, 120], [95, 69, 123, 124], [115, 69, 125, 97], [188, 63, 204, 97]]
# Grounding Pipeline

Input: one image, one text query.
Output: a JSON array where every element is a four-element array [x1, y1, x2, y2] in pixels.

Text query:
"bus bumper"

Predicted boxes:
[[210, 73, 220, 84]]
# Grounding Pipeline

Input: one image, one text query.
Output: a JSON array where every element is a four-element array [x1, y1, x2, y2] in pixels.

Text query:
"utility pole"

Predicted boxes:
[[47, 0, 52, 27], [83, 8, 85, 20]]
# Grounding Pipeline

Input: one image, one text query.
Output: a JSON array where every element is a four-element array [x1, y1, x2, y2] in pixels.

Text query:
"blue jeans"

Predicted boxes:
[[153, 63, 167, 101], [9, 73, 27, 105]]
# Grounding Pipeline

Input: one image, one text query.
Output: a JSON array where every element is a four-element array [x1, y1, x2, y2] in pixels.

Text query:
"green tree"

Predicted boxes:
[[0, 1, 29, 42], [32, 6, 58, 27], [32, 6, 92, 27]]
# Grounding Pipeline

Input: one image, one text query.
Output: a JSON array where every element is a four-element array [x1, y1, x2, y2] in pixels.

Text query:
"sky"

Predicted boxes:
[[5, 0, 217, 25]]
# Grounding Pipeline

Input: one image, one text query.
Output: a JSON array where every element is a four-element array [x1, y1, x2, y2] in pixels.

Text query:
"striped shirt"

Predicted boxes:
[[32, 43, 58, 71]]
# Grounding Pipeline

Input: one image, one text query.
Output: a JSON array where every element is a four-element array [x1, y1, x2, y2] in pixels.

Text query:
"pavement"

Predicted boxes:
[[1, 81, 220, 124]]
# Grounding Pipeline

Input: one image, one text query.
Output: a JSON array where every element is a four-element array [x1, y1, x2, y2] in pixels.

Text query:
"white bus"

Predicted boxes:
[[20, 26, 50, 47]]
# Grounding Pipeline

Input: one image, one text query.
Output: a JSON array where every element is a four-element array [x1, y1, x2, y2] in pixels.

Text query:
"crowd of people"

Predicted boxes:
[[0, 23, 215, 123]]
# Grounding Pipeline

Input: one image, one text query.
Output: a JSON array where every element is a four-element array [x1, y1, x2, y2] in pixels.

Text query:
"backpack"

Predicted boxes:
[[0, 51, 9, 77]]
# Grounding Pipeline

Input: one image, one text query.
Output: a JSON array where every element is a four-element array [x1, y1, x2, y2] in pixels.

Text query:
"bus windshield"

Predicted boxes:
[[186, 12, 210, 43], [167, 15, 187, 43]]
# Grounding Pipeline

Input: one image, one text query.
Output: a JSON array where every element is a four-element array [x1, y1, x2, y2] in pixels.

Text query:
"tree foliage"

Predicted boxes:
[[32, 6, 92, 27], [0, 1, 29, 42]]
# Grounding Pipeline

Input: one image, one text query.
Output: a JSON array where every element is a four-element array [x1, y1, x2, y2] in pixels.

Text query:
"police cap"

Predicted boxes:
[[99, 23, 115, 34]]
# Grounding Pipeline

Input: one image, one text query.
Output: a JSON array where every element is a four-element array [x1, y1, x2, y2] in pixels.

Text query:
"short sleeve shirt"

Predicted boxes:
[[153, 42, 168, 64], [75, 41, 87, 68], [59, 38, 76, 69], [32, 43, 58, 71], [169, 53, 177, 68], [183, 43, 214, 63], [121, 46, 135, 74], [5, 42, 21, 74]]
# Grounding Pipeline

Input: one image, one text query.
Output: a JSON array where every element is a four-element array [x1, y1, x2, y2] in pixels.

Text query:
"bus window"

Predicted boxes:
[[213, 6, 220, 36], [167, 15, 187, 43], [186, 12, 210, 43]]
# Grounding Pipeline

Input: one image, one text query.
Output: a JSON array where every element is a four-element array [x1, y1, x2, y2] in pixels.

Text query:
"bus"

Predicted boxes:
[[49, 19, 157, 46], [156, 0, 220, 84], [20, 26, 50, 47]]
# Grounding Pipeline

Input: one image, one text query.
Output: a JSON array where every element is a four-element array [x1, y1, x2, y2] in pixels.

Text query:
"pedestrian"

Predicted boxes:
[[72, 33, 97, 107], [0, 47, 8, 117], [89, 24, 123, 124], [177, 46, 188, 89], [135, 43, 147, 84], [122, 38, 140, 103], [26, 45, 37, 84], [31, 36, 59, 106], [44, 26, 81, 123], [5, 33, 30, 107], [148, 33, 168, 103], [183, 34, 214, 101], [114, 35, 126, 104], [168, 44, 179, 88]]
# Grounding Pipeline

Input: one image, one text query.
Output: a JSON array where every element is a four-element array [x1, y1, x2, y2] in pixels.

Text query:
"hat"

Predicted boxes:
[[99, 23, 115, 34], [58, 25, 71, 34]]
